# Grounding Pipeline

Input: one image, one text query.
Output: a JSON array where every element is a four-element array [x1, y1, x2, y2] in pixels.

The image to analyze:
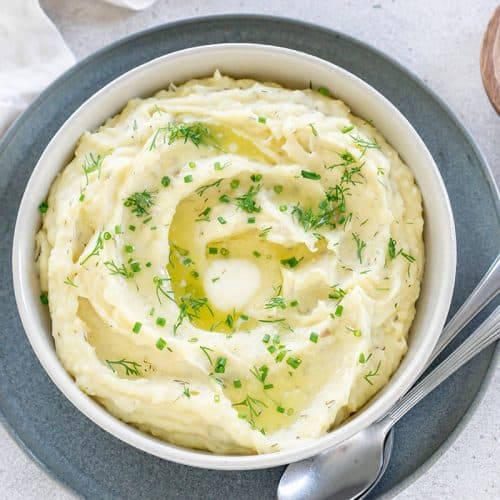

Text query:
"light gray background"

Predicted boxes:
[[1, 0, 499, 499]]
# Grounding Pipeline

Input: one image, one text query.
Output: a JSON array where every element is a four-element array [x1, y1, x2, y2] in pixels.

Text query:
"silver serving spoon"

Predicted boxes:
[[279, 256, 500, 500]]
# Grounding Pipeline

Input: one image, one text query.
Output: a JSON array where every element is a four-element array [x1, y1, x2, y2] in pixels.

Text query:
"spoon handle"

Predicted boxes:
[[428, 255, 500, 366], [388, 306, 500, 423]]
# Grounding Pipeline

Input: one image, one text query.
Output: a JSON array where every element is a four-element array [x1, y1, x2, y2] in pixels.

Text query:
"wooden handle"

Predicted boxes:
[[480, 6, 500, 114]]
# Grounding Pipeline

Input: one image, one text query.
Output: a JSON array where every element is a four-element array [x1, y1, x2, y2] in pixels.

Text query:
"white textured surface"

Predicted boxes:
[[1, 0, 498, 498]]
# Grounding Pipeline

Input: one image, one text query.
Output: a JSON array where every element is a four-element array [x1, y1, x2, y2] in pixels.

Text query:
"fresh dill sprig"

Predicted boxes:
[[104, 260, 133, 278], [153, 275, 174, 304], [265, 296, 287, 310], [388, 238, 416, 263], [80, 231, 104, 265], [199, 346, 214, 366], [250, 365, 272, 390], [174, 296, 213, 335], [64, 276, 78, 287], [352, 233, 367, 264], [364, 360, 381, 385], [326, 151, 356, 169], [236, 185, 261, 213], [292, 184, 349, 232], [341, 164, 365, 185], [106, 359, 141, 376], [350, 134, 380, 155], [149, 121, 211, 151], [259, 226, 272, 238], [195, 178, 223, 197], [124, 190, 156, 217], [82, 153, 106, 185], [233, 394, 267, 429]]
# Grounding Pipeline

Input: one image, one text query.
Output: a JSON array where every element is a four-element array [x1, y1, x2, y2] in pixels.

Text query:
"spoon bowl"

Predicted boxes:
[[278, 423, 393, 500]]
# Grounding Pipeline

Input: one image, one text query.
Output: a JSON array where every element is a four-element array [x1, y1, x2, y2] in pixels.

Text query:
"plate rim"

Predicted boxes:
[[0, 13, 498, 500]]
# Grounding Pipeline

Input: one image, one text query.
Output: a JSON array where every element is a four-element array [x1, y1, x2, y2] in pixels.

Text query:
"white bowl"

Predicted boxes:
[[12, 44, 456, 470]]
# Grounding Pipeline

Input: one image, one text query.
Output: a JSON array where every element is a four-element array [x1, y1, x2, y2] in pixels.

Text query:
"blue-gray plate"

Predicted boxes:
[[0, 15, 498, 500]]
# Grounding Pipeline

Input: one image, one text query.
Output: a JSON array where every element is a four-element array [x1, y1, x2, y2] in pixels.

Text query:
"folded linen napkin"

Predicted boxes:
[[0, 0, 156, 136]]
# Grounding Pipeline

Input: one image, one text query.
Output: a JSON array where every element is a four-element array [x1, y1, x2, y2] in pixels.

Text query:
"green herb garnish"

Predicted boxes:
[[236, 185, 261, 213], [301, 170, 321, 180], [106, 359, 141, 376], [352, 233, 367, 264], [124, 190, 156, 217], [149, 121, 210, 151], [80, 232, 104, 265], [364, 360, 381, 385]]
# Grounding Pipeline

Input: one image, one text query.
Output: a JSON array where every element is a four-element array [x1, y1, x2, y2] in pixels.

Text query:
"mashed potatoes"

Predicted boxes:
[[36, 72, 424, 454]]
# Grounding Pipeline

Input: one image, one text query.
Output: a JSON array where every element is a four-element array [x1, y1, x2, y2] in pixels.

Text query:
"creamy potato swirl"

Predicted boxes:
[[36, 72, 424, 454]]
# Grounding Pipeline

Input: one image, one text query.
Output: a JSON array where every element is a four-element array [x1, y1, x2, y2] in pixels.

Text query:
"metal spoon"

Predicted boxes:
[[278, 256, 500, 500]]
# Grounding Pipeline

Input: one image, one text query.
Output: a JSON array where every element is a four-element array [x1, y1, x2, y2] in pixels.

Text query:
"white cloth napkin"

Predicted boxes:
[[0, 0, 156, 136]]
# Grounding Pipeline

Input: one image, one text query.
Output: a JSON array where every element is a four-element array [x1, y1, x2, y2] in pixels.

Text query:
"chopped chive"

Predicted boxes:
[[264, 384, 274, 390], [273, 185, 283, 194], [114, 225, 122, 234], [184, 175, 193, 183], [156, 337, 167, 350], [217, 216, 227, 225], [253, 251, 261, 258], [240, 314, 249, 321], [275, 351, 286, 362], [317, 86, 331, 96], [262, 334, 271, 343], [103, 232, 112, 240], [276, 406, 286, 413], [220, 248, 229, 256], [335, 304, 344, 317], [161, 176, 171, 187], [132, 322, 142, 334], [310, 332, 319, 343], [233, 379, 242, 388], [279, 204, 288, 212], [250, 174, 262, 182], [301, 170, 321, 180], [79, 193, 85, 202], [214, 162, 223, 171], [208, 247, 218, 255], [247, 216, 256, 223], [128, 224, 136, 232], [182, 257, 192, 266], [146, 262, 152, 268], [214, 357, 227, 374], [230, 179, 240, 189], [130, 261, 141, 273], [38, 201, 48, 213], [267, 345, 277, 354], [124, 244, 134, 253], [156, 317, 166, 327], [341, 125, 354, 133], [290, 300, 299, 307], [191, 270, 199, 278], [258, 116, 267, 123], [39, 292, 49, 305], [219, 194, 230, 203], [286, 357, 301, 369], [189, 161, 196, 169], [347, 326, 362, 337]]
